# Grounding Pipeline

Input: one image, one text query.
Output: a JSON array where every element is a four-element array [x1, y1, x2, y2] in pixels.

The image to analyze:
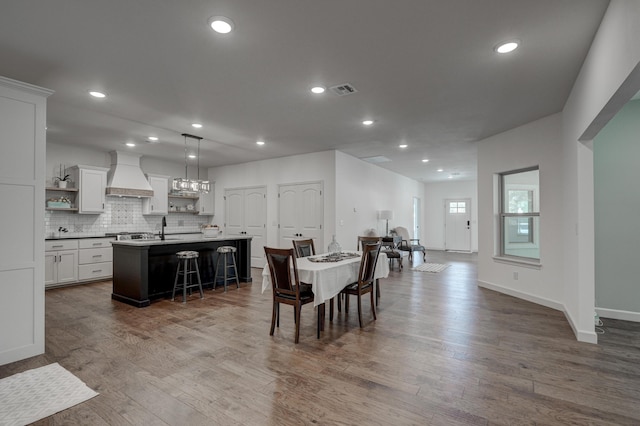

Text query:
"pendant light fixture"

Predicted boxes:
[[172, 133, 210, 194]]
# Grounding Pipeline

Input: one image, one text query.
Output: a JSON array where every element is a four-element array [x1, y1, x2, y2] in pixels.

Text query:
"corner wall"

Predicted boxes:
[[477, 113, 565, 311]]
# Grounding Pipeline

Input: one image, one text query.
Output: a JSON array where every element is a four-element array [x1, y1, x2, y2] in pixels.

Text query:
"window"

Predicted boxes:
[[500, 167, 539, 261], [449, 201, 466, 214]]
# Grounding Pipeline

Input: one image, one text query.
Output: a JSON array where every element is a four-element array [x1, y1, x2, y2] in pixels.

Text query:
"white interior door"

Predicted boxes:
[[445, 199, 471, 252], [224, 187, 266, 268], [244, 187, 266, 267], [279, 182, 323, 251], [224, 189, 244, 236]]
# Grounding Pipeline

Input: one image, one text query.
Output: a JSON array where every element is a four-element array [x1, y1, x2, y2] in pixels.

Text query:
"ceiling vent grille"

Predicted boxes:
[[330, 83, 357, 96], [362, 155, 391, 164]]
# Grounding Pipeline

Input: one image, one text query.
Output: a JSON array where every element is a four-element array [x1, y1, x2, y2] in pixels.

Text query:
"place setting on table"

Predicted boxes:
[[261, 238, 390, 342]]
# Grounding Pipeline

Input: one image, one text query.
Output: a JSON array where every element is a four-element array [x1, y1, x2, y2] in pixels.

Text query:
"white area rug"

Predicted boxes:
[[0, 363, 98, 426], [413, 263, 450, 273]]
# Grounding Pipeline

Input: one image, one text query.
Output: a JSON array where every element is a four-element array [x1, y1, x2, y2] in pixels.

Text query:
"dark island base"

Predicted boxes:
[[111, 238, 252, 307]]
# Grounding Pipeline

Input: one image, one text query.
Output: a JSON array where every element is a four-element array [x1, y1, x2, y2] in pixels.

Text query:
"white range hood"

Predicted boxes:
[[105, 151, 154, 197]]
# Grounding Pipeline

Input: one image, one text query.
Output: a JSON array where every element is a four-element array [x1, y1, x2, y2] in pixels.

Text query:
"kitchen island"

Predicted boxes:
[[111, 235, 252, 307]]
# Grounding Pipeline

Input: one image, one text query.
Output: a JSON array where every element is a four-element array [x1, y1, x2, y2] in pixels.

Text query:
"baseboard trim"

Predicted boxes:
[[478, 280, 598, 344], [596, 307, 640, 323], [477, 280, 563, 311]]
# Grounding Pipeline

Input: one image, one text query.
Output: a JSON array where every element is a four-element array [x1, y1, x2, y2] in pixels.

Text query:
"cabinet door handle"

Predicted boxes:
[[58, 255, 62, 262], [52, 245, 63, 248], [92, 255, 102, 258], [92, 269, 102, 273], [92, 242, 102, 246]]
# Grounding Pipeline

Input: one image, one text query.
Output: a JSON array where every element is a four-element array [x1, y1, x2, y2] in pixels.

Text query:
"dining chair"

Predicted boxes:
[[357, 236, 381, 251], [341, 242, 382, 328], [292, 238, 316, 258], [264, 246, 320, 343]]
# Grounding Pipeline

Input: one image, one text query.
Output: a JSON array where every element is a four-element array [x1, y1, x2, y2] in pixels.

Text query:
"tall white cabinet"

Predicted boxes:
[[0, 76, 53, 366]]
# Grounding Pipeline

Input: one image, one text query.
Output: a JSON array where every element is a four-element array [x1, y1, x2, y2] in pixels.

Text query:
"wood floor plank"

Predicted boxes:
[[3, 251, 640, 425]]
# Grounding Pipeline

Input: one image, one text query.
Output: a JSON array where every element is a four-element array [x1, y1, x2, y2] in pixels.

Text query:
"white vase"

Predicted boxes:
[[57, 180, 68, 189]]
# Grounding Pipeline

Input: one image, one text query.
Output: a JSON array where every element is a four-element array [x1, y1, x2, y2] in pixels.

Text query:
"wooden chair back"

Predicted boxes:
[[357, 236, 381, 251], [292, 239, 316, 258], [264, 247, 299, 299]]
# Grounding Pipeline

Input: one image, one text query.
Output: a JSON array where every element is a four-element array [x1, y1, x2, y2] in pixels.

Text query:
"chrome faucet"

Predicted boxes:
[[161, 216, 166, 240]]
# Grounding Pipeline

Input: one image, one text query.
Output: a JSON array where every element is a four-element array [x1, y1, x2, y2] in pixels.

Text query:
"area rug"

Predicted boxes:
[[0, 363, 98, 426], [413, 263, 449, 273]]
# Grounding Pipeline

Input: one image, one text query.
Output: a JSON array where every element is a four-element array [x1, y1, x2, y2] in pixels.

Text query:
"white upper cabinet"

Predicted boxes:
[[68, 165, 108, 214], [142, 174, 169, 215], [196, 185, 215, 215]]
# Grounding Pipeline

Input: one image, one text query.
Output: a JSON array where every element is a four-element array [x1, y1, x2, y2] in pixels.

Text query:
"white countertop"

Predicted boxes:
[[111, 235, 252, 246]]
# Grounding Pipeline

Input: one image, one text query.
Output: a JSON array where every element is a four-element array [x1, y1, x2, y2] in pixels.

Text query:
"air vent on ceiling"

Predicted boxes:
[[330, 83, 358, 96], [361, 156, 391, 164]]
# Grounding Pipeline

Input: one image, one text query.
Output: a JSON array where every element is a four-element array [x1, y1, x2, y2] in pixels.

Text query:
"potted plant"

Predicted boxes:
[[54, 165, 70, 188]]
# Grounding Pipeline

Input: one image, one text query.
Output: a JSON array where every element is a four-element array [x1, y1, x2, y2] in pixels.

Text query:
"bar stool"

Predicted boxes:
[[214, 246, 240, 291], [172, 250, 203, 303]]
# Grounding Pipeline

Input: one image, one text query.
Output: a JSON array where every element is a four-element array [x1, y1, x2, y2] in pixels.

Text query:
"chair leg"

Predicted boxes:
[[376, 278, 380, 306], [317, 306, 321, 339], [371, 288, 377, 321], [357, 293, 363, 328], [270, 301, 277, 335], [422, 249, 426, 261], [337, 293, 342, 312], [294, 305, 301, 344], [345, 292, 350, 313], [276, 302, 280, 328]]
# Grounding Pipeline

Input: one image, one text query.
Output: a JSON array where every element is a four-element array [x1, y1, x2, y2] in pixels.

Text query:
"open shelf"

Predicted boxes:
[[46, 187, 78, 192], [46, 207, 79, 212], [168, 194, 199, 200]]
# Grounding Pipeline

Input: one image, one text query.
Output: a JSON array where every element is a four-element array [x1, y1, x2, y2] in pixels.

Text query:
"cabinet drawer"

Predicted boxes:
[[45, 240, 78, 251], [78, 247, 112, 264], [78, 262, 112, 280], [79, 238, 114, 249]]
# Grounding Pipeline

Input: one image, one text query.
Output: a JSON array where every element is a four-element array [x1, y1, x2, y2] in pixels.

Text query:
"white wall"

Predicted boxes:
[[208, 151, 336, 249], [335, 151, 424, 251], [561, 0, 640, 341], [477, 113, 565, 311], [423, 180, 478, 252], [207, 150, 424, 253], [593, 100, 640, 320]]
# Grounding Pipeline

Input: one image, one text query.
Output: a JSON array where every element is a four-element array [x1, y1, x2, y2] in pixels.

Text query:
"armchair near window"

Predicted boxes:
[[393, 226, 426, 261]]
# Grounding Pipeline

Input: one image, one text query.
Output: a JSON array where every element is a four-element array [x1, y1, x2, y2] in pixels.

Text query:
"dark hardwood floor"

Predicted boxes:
[[2, 251, 640, 425]]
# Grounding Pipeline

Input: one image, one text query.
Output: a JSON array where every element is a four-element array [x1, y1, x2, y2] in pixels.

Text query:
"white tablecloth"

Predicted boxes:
[[261, 252, 389, 307]]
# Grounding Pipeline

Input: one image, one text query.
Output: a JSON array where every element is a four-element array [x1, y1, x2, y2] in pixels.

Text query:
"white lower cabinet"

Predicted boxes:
[[45, 237, 114, 287], [78, 238, 113, 282], [45, 240, 78, 287]]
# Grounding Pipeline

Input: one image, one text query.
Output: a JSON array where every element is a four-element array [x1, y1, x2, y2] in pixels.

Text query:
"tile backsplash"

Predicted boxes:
[[45, 197, 212, 238]]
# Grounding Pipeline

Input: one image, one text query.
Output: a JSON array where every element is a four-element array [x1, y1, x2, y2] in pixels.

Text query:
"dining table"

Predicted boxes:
[[261, 251, 390, 308]]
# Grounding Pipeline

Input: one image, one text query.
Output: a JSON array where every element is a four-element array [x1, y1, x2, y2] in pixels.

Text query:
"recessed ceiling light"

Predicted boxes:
[[256, 140, 265, 145], [208, 16, 234, 34], [399, 144, 408, 149], [495, 40, 520, 54], [148, 136, 158, 142], [126, 142, 135, 147], [437, 168, 444, 172], [188, 154, 197, 159], [89, 91, 106, 98], [192, 123, 203, 129], [311, 86, 325, 94], [362, 120, 374, 126], [448, 175, 453, 179], [422, 159, 429, 163]]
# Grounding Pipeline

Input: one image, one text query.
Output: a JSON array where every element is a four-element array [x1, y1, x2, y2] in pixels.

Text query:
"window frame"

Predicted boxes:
[[499, 166, 540, 262]]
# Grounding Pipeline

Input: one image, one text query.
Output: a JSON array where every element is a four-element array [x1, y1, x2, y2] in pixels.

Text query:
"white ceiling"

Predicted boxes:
[[0, 0, 609, 182]]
